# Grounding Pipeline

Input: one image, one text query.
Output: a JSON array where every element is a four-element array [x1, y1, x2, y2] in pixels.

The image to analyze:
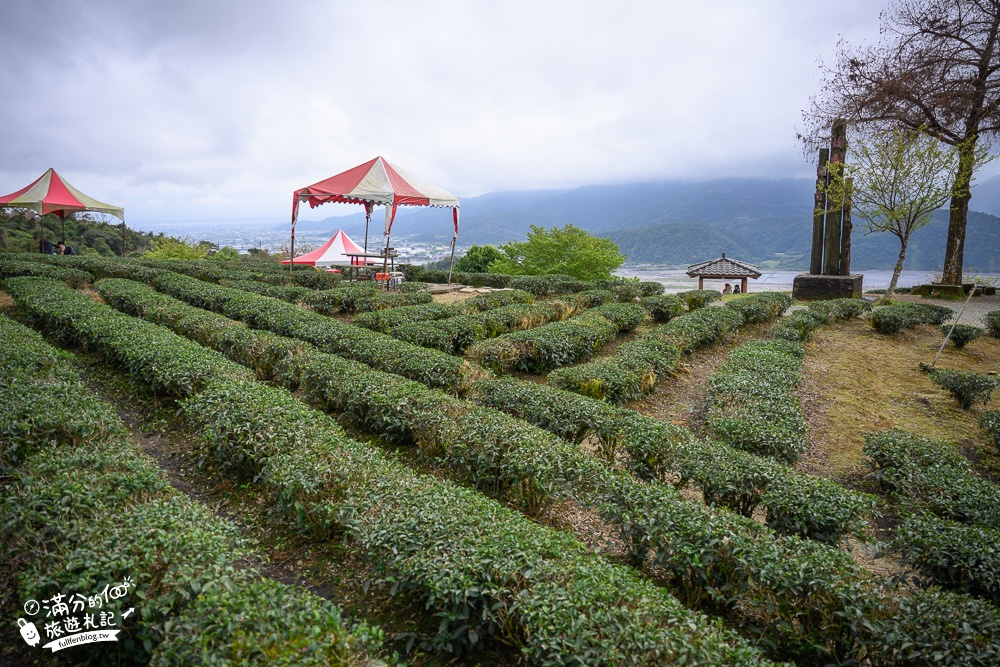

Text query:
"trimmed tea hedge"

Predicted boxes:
[[467, 302, 645, 373], [148, 271, 482, 394], [679, 289, 723, 310], [870, 302, 954, 334], [0, 257, 93, 287], [549, 293, 793, 403], [0, 314, 379, 666], [893, 513, 1000, 604], [706, 339, 808, 464], [640, 293, 686, 322], [96, 278, 310, 381], [864, 429, 1000, 530], [940, 323, 983, 348], [473, 375, 874, 545]]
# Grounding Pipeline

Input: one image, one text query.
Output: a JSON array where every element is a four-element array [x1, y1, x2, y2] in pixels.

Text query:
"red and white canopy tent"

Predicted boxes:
[[291, 156, 460, 280], [282, 229, 364, 267], [0, 168, 126, 253]]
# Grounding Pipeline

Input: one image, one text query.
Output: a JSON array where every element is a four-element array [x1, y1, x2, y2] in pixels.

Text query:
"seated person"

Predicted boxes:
[[57, 240, 76, 255]]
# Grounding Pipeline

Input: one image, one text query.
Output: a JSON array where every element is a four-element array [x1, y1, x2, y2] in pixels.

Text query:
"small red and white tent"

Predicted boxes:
[[282, 229, 365, 267], [291, 156, 461, 278], [0, 168, 126, 252]]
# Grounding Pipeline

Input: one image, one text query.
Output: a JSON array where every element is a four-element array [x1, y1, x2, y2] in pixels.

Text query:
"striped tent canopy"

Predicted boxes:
[[282, 229, 364, 267], [0, 168, 124, 221], [292, 156, 459, 237], [290, 156, 462, 280]]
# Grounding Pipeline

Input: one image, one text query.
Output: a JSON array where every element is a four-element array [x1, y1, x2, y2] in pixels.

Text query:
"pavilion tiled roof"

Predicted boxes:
[[686, 253, 761, 278]]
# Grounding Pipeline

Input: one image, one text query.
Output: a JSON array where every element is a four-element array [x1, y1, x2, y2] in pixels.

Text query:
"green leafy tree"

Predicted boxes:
[[142, 236, 210, 260], [822, 128, 962, 296], [453, 244, 504, 273], [489, 224, 625, 280], [211, 246, 241, 261]]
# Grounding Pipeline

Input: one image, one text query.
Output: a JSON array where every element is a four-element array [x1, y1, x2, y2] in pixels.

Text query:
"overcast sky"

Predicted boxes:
[[0, 0, 887, 224]]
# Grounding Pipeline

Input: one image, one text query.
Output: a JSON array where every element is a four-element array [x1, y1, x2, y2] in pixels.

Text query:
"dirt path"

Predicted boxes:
[[625, 321, 774, 435]]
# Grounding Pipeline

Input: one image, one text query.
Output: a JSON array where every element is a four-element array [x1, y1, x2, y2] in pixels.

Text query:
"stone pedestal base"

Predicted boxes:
[[792, 273, 863, 301], [910, 283, 965, 299]]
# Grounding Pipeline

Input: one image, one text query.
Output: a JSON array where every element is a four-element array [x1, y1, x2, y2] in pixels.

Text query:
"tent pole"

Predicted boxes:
[[121, 221, 127, 257], [364, 212, 370, 253], [40, 215, 45, 253], [447, 236, 457, 285], [381, 233, 392, 291]]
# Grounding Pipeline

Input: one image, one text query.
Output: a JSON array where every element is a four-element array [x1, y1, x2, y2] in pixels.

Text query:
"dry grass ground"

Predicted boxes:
[[799, 319, 1000, 481]]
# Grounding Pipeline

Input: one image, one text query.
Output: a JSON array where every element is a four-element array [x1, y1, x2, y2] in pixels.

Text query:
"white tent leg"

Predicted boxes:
[[447, 236, 457, 285]]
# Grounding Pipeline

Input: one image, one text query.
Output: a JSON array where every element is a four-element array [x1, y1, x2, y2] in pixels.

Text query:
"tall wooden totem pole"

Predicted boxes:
[[793, 119, 863, 299]]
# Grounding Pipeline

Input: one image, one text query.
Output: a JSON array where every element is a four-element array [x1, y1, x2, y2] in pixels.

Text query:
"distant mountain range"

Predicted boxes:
[[294, 176, 1000, 272]]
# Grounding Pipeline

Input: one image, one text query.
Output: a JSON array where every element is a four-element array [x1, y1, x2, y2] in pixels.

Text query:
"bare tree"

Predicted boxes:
[[805, 0, 1000, 285]]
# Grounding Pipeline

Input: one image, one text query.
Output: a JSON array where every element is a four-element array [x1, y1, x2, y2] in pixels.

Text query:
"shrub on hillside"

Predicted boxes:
[[940, 323, 983, 348], [928, 368, 998, 410], [680, 289, 722, 310], [981, 410, 1000, 452], [984, 309, 1000, 337]]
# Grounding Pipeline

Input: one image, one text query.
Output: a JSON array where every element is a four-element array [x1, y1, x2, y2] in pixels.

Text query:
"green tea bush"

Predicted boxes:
[[151, 580, 383, 667], [985, 309, 1000, 337], [97, 278, 309, 381], [0, 257, 93, 286], [93, 272, 992, 664], [873, 587, 1000, 666], [149, 271, 479, 394], [458, 287, 534, 311], [510, 273, 590, 296], [549, 293, 783, 403], [0, 314, 128, 471], [928, 368, 998, 409], [467, 304, 635, 374], [893, 513, 1000, 604], [871, 302, 955, 334], [706, 339, 808, 464], [638, 280, 666, 296], [6, 277, 254, 397], [474, 376, 874, 544], [982, 410, 1000, 451], [725, 292, 794, 324], [419, 269, 512, 288], [0, 323, 375, 666], [864, 429, 1000, 529], [939, 323, 983, 348], [808, 297, 872, 320], [680, 288, 723, 310], [353, 302, 456, 332], [182, 378, 771, 664], [640, 293, 686, 322]]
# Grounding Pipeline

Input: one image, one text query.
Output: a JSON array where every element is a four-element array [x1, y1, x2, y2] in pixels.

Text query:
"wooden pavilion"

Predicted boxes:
[[686, 253, 761, 292]]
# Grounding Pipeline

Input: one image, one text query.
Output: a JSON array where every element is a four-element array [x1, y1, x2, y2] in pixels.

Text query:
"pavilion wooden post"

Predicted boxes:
[[698, 277, 704, 289], [741, 277, 748, 293]]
